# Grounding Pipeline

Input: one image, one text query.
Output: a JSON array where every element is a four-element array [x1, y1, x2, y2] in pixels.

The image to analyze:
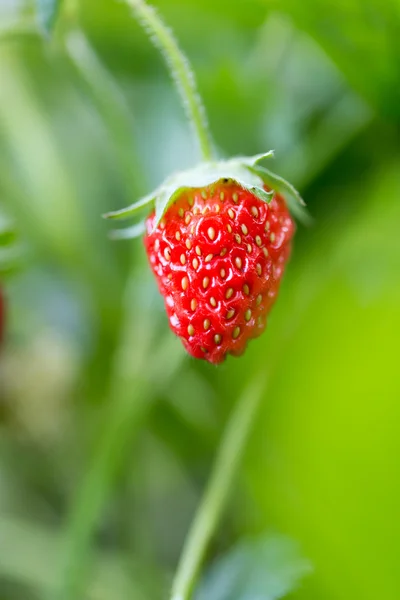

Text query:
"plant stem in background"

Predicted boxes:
[[170, 376, 266, 600], [57, 275, 183, 600], [65, 29, 147, 198], [127, 0, 214, 162]]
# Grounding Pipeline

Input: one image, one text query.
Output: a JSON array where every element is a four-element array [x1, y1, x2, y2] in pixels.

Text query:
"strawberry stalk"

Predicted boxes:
[[128, 0, 214, 161]]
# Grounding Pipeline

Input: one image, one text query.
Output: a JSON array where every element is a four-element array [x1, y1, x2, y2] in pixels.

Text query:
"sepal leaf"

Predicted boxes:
[[239, 150, 275, 165], [104, 151, 307, 235], [250, 165, 311, 225], [250, 165, 305, 206], [103, 191, 158, 221], [249, 186, 274, 204], [109, 221, 147, 241]]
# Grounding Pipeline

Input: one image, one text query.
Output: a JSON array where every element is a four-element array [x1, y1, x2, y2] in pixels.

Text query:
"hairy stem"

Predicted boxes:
[[171, 376, 266, 600], [128, 0, 214, 161]]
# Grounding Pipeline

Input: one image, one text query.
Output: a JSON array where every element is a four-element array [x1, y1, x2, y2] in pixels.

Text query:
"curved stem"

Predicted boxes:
[[128, 0, 214, 161], [170, 375, 266, 600]]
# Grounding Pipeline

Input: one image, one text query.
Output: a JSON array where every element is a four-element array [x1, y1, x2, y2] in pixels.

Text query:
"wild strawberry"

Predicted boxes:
[[104, 153, 305, 363], [143, 183, 294, 363]]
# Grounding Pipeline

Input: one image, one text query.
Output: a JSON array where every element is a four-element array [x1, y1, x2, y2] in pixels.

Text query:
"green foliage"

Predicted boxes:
[[35, 0, 62, 35], [0, 0, 399, 599], [0, 212, 24, 277], [269, 0, 400, 118], [196, 535, 311, 600]]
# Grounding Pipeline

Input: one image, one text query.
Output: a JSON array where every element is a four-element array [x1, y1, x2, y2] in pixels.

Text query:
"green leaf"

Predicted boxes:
[[103, 151, 304, 235], [251, 166, 305, 206], [151, 156, 273, 228], [35, 0, 62, 36], [249, 186, 274, 204], [153, 176, 270, 230], [240, 151, 275, 165], [103, 191, 157, 221], [109, 221, 147, 240], [270, 0, 400, 118], [0, 215, 24, 278], [0, 226, 17, 247], [195, 534, 312, 600], [250, 165, 311, 225]]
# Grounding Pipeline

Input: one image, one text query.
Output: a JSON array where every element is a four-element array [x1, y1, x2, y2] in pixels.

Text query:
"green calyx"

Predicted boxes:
[[103, 152, 308, 240]]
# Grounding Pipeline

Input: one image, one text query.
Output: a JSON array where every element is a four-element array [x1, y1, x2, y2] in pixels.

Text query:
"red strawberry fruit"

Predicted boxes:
[[105, 153, 305, 363], [144, 183, 294, 363]]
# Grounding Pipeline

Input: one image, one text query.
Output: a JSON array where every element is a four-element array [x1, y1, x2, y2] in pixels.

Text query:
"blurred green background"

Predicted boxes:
[[1, 0, 400, 599]]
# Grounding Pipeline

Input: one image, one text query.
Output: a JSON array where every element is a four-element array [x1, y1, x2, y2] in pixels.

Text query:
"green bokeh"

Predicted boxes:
[[0, 0, 399, 599]]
